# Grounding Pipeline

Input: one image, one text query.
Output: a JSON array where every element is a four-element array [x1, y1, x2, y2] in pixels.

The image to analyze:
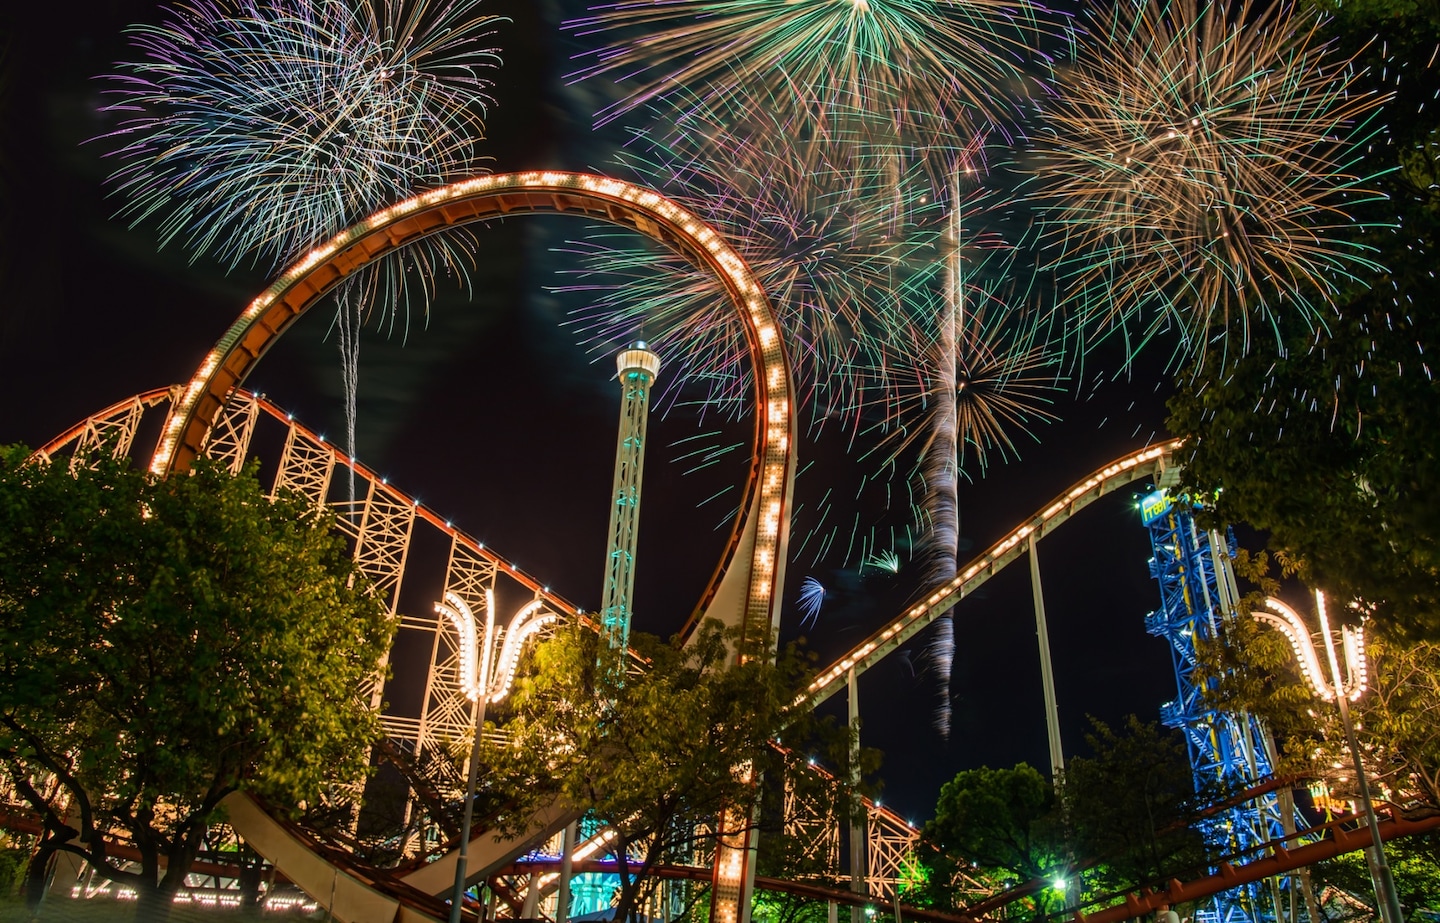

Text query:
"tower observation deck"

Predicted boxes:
[[598, 342, 662, 680]]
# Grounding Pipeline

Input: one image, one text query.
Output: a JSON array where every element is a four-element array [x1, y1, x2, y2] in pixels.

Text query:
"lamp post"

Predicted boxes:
[[436, 591, 559, 923], [1254, 591, 1404, 923]]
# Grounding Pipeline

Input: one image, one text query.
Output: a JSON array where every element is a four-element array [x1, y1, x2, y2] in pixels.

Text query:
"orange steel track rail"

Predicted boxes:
[[36, 388, 586, 623], [145, 172, 797, 657], [1071, 808, 1440, 923]]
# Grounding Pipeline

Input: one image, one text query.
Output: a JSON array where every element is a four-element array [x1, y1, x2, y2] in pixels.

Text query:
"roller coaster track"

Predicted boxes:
[[22, 170, 1414, 923], [29, 385, 919, 919], [28, 389, 1440, 923], [805, 441, 1183, 707]]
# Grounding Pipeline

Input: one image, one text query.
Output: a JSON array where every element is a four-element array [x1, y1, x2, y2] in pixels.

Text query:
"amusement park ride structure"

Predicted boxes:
[[17, 172, 1440, 921], [32, 387, 1440, 922]]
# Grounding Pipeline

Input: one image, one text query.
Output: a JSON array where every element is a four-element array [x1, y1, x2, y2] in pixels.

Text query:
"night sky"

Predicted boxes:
[[2, 0, 1190, 824]]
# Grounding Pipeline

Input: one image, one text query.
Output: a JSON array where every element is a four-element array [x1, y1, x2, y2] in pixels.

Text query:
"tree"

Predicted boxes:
[[1201, 604, 1440, 816], [1194, 555, 1440, 917], [1311, 834, 1440, 916], [920, 763, 1065, 911], [0, 447, 394, 916], [1167, 1, 1440, 640], [1060, 717, 1210, 897], [479, 620, 857, 923]]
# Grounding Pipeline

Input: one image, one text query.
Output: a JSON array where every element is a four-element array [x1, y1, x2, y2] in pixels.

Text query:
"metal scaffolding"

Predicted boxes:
[[1140, 488, 1295, 923]]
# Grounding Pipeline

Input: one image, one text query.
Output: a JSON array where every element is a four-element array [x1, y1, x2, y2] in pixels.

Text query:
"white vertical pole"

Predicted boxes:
[[847, 669, 867, 923], [558, 820, 577, 923], [1028, 533, 1064, 778]]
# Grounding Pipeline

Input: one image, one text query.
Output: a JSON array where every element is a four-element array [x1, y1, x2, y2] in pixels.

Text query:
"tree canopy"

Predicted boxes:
[[1166, 1, 1440, 639], [0, 447, 394, 913], [479, 620, 862, 923], [1196, 553, 1440, 915], [922, 764, 1061, 886], [918, 720, 1207, 916]]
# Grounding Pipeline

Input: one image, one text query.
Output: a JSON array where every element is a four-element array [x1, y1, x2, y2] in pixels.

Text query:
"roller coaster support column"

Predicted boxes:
[[1027, 533, 1064, 779], [558, 820, 577, 923], [598, 343, 662, 683], [848, 668, 867, 923], [1028, 533, 1078, 907]]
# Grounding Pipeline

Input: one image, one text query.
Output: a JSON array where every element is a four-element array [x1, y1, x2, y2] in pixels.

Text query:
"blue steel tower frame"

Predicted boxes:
[[1140, 489, 1292, 923]]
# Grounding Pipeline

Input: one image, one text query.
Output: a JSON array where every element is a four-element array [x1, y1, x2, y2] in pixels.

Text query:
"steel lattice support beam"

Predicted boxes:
[[865, 805, 920, 901], [272, 425, 336, 506], [67, 394, 146, 471], [202, 391, 260, 475], [782, 774, 840, 872], [335, 480, 416, 710], [1141, 490, 1298, 923]]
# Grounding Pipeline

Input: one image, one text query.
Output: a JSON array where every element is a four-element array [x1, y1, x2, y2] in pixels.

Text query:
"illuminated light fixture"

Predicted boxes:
[[439, 590, 560, 923], [1252, 590, 1397, 921], [1256, 592, 1366, 703]]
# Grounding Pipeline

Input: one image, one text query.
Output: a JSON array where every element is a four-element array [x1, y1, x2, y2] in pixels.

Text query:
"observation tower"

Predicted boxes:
[[598, 342, 662, 679]]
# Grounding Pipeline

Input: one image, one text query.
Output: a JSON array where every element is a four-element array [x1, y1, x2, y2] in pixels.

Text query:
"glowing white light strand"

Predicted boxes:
[[1257, 591, 1367, 703], [436, 592, 559, 704]]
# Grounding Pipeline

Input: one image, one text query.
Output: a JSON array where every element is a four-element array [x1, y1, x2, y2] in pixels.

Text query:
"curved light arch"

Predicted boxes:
[[148, 171, 797, 645]]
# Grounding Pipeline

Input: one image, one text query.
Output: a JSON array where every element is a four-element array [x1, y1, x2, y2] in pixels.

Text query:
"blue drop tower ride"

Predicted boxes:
[[1140, 489, 1298, 923]]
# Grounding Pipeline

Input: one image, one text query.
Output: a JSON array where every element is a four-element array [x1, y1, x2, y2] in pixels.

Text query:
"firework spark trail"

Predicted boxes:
[[556, 99, 951, 433], [797, 577, 827, 629], [562, 1, 1068, 738], [566, 0, 1058, 145], [102, 0, 500, 270], [1028, 0, 1388, 367], [99, 0, 503, 496], [866, 166, 1065, 735]]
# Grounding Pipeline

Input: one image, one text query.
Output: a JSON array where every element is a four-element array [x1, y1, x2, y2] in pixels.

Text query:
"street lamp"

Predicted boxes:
[[437, 590, 559, 923], [1254, 591, 1404, 923]]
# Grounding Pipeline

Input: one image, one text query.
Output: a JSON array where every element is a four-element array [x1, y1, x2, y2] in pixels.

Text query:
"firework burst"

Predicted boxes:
[[565, 0, 1058, 143], [557, 100, 949, 430], [99, 0, 503, 497], [101, 0, 502, 273], [1027, 0, 1388, 364], [797, 577, 827, 629]]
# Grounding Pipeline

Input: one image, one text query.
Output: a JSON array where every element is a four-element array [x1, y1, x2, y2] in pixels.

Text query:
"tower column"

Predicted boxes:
[[597, 342, 662, 682]]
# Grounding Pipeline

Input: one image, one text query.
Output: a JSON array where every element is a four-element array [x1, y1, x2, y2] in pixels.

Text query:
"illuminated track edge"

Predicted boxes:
[[804, 440, 1185, 708], [146, 171, 797, 649]]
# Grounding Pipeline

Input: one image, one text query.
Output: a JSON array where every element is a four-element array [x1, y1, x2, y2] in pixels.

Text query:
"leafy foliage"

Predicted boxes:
[[0, 448, 393, 911], [480, 620, 862, 923], [1313, 833, 1440, 913], [1202, 612, 1440, 815], [1166, 2, 1440, 640], [921, 763, 1062, 890], [1061, 717, 1210, 897], [918, 722, 1212, 915]]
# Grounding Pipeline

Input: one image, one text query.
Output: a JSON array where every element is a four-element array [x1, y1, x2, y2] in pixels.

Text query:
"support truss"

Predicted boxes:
[[334, 480, 416, 710], [202, 392, 260, 475], [865, 806, 919, 901], [1142, 489, 1300, 923], [67, 394, 146, 471], [782, 774, 840, 873]]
